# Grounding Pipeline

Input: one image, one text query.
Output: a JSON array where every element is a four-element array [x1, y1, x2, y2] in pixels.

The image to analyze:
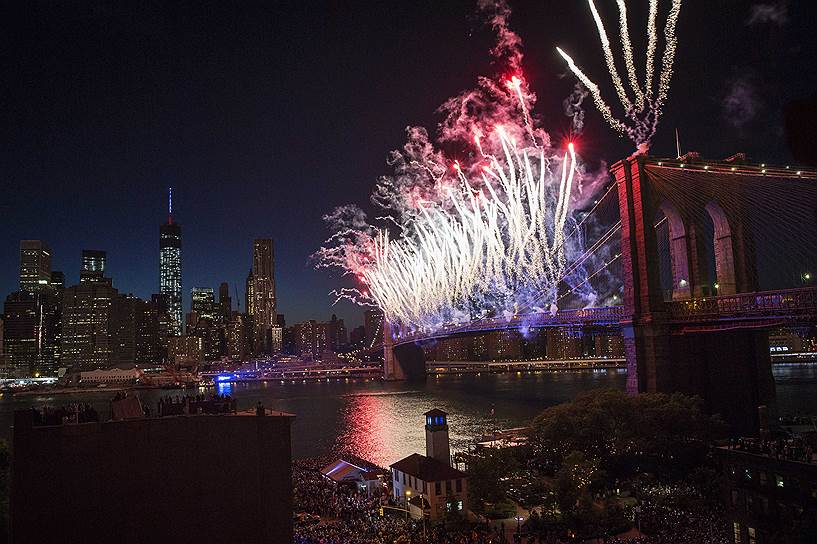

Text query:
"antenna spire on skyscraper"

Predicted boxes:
[[168, 186, 173, 224]]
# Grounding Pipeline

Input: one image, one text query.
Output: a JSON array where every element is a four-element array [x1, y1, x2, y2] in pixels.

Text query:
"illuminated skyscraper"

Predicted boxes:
[[80, 250, 106, 283], [218, 282, 231, 321], [191, 287, 216, 321], [19, 240, 52, 293], [252, 239, 276, 354], [364, 308, 384, 348], [245, 269, 254, 317], [159, 188, 182, 336]]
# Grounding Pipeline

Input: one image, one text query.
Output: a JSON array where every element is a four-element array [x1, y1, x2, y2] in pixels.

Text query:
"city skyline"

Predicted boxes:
[[1, 2, 815, 329]]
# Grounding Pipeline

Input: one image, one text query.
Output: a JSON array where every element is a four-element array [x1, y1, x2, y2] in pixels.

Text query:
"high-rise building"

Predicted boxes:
[[226, 314, 250, 360], [293, 320, 318, 360], [49, 271, 64, 291], [325, 314, 348, 352], [545, 328, 582, 360], [80, 249, 106, 282], [364, 308, 384, 348], [150, 293, 172, 362], [219, 282, 231, 321], [191, 288, 217, 321], [349, 325, 365, 348], [61, 276, 118, 371], [110, 294, 160, 366], [2, 291, 60, 377], [19, 240, 52, 293], [245, 269, 254, 318], [159, 189, 182, 336], [252, 239, 276, 354], [270, 325, 283, 354]]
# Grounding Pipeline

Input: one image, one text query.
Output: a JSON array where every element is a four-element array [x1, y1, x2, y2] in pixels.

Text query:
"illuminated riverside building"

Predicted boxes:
[[226, 314, 250, 360], [251, 238, 277, 354], [168, 335, 203, 365], [160, 189, 183, 336], [422, 327, 624, 362], [2, 291, 60, 377]]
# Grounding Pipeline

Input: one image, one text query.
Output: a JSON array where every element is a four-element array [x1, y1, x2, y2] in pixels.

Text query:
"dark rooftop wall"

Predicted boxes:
[[11, 412, 293, 544]]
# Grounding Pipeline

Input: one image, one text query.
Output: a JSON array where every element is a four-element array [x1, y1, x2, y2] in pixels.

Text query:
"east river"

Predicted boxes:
[[1, 363, 815, 467]]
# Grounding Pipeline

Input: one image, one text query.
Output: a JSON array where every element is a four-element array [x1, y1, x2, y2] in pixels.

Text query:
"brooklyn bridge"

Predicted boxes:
[[378, 153, 817, 434]]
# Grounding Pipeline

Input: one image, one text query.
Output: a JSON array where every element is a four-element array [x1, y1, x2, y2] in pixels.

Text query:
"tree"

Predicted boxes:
[[528, 389, 724, 480], [464, 447, 518, 513], [554, 451, 598, 512]]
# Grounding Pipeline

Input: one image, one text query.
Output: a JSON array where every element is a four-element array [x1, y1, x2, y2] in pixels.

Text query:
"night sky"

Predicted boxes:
[[1, 1, 815, 327]]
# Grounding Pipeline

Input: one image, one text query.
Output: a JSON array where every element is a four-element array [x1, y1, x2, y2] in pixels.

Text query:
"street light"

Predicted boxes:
[[405, 489, 411, 520], [516, 515, 524, 538], [419, 493, 426, 538]]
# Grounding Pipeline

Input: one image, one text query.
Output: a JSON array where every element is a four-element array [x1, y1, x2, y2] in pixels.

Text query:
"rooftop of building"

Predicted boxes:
[[423, 408, 447, 417], [390, 453, 467, 482], [717, 436, 817, 466], [19, 395, 294, 430]]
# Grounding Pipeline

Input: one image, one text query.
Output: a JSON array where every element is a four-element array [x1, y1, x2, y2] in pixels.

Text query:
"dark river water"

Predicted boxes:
[[2, 364, 815, 467]]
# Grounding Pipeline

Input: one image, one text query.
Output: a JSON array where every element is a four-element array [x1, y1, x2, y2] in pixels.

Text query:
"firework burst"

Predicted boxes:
[[315, 1, 603, 333], [558, 0, 682, 149]]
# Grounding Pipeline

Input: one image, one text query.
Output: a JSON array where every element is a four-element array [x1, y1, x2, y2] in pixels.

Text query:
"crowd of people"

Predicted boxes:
[[779, 414, 815, 426], [729, 436, 815, 463], [31, 403, 99, 426], [603, 484, 731, 544], [156, 392, 236, 416], [292, 459, 510, 544]]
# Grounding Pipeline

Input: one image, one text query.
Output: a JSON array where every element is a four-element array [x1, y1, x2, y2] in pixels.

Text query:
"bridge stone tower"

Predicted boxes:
[[612, 155, 778, 434]]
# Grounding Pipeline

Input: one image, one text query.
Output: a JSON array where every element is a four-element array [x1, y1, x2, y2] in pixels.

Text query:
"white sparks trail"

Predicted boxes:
[[558, 0, 683, 148]]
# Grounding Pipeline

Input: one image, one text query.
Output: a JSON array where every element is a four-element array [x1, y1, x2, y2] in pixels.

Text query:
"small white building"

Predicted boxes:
[[320, 459, 387, 497], [390, 409, 468, 522]]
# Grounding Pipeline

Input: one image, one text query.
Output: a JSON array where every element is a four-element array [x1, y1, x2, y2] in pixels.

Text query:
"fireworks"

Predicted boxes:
[[558, 0, 682, 148], [315, 0, 608, 333], [314, 72, 594, 332], [359, 133, 578, 329]]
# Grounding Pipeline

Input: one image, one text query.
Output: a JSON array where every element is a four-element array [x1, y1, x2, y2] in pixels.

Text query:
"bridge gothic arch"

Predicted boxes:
[[705, 201, 737, 296], [655, 202, 692, 301]]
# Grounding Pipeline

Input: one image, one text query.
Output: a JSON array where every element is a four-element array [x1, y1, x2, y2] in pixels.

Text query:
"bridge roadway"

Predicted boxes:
[[390, 287, 817, 347]]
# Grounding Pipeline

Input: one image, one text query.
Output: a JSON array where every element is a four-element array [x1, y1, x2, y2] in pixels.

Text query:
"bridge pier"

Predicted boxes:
[[667, 329, 776, 435], [383, 325, 426, 381], [624, 321, 776, 434]]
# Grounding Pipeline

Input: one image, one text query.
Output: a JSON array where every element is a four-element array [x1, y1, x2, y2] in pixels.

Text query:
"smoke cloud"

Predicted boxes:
[[747, 2, 789, 26], [723, 76, 761, 129], [563, 83, 589, 134]]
